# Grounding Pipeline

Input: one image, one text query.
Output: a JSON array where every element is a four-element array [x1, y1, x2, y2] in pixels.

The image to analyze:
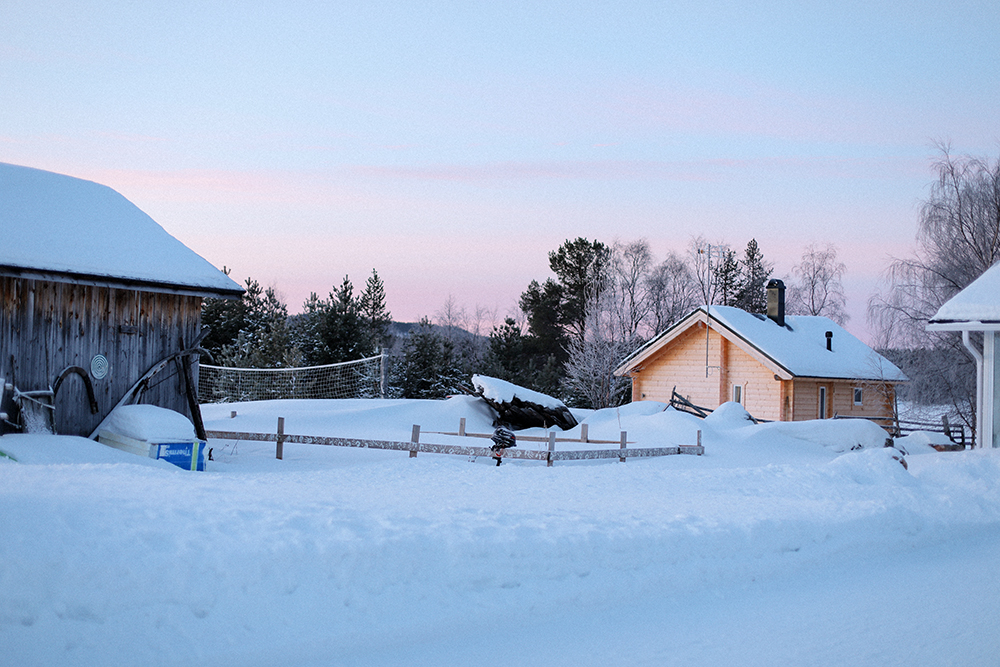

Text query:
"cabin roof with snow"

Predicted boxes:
[[616, 305, 907, 382], [0, 162, 243, 298], [927, 262, 1000, 330]]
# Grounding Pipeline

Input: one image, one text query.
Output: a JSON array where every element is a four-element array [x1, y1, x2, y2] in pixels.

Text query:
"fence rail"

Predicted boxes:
[[832, 414, 970, 450], [205, 417, 703, 466]]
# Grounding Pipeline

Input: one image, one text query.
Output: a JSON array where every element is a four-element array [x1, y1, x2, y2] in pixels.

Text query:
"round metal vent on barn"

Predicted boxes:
[[90, 354, 109, 379]]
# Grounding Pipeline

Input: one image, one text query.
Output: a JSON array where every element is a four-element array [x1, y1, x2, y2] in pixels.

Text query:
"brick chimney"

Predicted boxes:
[[766, 279, 785, 327]]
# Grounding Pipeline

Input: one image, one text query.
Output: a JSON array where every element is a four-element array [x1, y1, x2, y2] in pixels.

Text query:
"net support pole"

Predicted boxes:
[[547, 431, 556, 467], [380, 349, 387, 399], [619, 431, 627, 463]]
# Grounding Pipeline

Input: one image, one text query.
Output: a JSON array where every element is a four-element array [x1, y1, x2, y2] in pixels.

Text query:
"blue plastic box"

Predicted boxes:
[[151, 440, 207, 471]]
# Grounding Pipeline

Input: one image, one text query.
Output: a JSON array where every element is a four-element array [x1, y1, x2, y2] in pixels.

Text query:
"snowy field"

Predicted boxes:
[[2, 396, 999, 667]]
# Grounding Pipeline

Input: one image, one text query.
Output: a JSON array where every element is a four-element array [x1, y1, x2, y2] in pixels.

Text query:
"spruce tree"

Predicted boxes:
[[734, 239, 773, 313], [712, 249, 741, 307], [358, 269, 392, 353], [395, 318, 464, 398]]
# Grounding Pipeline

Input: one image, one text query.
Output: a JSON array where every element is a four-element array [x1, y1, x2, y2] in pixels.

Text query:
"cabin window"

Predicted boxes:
[[853, 387, 863, 406], [732, 384, 742, 404], [818, 386, 828, 419]]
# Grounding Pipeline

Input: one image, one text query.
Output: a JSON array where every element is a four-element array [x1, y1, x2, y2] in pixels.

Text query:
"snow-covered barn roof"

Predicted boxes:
[[616, 305, 907, 382], [0, 162, 243, 298], [927, 262, 1000, 331]]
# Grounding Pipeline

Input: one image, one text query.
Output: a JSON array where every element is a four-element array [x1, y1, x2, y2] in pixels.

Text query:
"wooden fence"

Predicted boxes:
[[205, 416, 704, 466]]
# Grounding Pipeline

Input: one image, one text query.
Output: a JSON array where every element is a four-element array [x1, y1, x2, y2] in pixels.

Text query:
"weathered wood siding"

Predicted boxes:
[[0, 277, 202, 436]]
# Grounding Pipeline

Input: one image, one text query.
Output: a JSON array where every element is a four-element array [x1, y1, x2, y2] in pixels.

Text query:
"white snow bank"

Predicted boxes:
[[100, 404, 197, 442], [3, 398, 1000, 667], [896, 430, 958, 454], [472, 374, 566, 410], [0, 434, 175, 468], [704, 400, 756, 427]]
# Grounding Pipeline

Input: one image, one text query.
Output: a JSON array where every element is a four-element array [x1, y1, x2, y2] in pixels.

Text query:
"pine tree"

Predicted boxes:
[[203, 276, 296, 368], [734, 239, 773, 313], [320, 276, 366, 363], [289, 292, 332, 365], [518, 279, 567, 364], [712, 249, 741, 307], [546, 237, 611, 343], [358, 269, 392, 353], [395, 318, 465, 398], [482, 317, 529, 385]]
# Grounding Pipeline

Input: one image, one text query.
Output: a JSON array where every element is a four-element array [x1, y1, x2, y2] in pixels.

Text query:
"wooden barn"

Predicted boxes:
[[614, 282, 906, 423], [0, 163, 243, 437]]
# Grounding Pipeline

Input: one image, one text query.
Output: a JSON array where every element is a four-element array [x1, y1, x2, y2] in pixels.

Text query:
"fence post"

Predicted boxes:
[[459, 417, 466, 437], [276, 417, 285, 460], [410, 424, 420, 458], [941, 415, 952, 441], [697, 430, 702, 449], [620, 431, 627, 462], [547, 431, 556, 467], [580, 423, 589, 443]]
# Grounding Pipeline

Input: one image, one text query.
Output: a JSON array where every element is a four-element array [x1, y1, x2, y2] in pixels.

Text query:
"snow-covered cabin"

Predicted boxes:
[[0, 163, 243, 436], [927, 262, 1000, 448], [614, 282, 906, 423]]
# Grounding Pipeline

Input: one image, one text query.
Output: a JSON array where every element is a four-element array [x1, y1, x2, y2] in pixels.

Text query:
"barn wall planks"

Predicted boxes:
[[0, 277, 202, 436]]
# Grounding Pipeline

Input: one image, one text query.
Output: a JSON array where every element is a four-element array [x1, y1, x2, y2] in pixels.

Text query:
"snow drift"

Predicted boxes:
[[1, 397, 998, 667]]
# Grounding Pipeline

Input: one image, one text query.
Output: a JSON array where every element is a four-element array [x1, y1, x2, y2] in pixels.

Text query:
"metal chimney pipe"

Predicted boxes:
[[766, 279, 785, 326], [825, 331, 833, 351]]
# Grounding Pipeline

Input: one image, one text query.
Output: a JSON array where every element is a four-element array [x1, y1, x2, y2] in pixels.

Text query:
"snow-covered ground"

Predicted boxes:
[[2, 397, 999, 667]]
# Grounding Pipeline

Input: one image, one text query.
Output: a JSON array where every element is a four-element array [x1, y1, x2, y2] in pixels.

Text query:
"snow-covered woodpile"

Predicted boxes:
[[472, 375, 578, 430]]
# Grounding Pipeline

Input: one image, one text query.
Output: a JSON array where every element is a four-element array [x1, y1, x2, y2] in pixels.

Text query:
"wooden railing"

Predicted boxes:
[[206, 417, 703, 466], [833, 414, 970, 450]]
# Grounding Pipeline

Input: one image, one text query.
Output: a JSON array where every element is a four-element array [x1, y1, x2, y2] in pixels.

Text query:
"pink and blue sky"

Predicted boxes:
[[2, 1, 998, 342]]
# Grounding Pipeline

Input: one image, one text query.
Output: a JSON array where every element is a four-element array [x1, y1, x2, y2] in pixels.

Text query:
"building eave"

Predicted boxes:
[[927, 320, 1000, 332], [0, 265, 245, 300]]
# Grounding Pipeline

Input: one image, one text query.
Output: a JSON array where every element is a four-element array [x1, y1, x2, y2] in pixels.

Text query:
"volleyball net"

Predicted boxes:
[[198, 354, 386, 403]]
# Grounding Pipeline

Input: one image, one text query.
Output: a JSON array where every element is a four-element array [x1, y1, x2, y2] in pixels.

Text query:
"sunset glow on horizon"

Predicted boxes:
[[3, 1, 998, 341]]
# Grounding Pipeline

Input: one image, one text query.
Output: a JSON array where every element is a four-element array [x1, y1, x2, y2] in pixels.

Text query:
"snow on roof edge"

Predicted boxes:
[[0, 162, 243, 296]]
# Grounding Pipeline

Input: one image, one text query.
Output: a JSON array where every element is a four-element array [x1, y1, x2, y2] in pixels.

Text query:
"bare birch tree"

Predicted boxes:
[[607, 239, 653, 341], [788, 243, 848, 324], [645, 251, 698, 334], [868, 146, 1000, 428], [562, 286, 636, 408]]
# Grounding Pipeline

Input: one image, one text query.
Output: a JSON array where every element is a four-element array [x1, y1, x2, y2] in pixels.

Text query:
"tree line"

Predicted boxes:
[[201, 233, 849, 408], [201, 146, 999, 427]]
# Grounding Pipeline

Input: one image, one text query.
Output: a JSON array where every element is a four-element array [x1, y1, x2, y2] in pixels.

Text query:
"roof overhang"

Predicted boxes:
[[927, 320, 1000, 332], [0, 265, 245, 300], [614, 308, 796, 380]]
